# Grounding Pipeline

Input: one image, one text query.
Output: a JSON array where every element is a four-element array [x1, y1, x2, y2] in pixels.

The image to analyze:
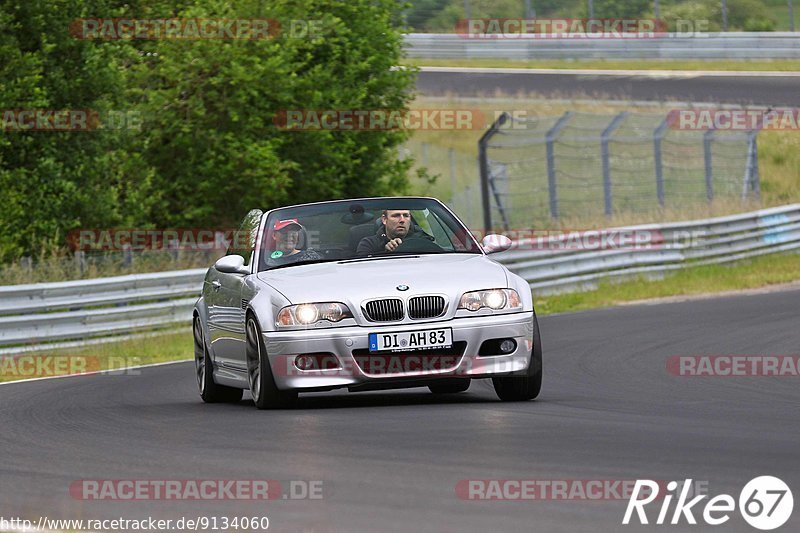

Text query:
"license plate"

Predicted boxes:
[[368, 328, 452, 352]]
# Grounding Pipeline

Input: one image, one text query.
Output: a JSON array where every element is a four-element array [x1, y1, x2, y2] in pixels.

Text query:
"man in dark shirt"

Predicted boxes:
[[356, 209, 412, 255]]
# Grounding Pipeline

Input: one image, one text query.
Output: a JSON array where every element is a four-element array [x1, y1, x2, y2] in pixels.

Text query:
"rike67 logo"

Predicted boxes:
[[623, 476, 793, 530]]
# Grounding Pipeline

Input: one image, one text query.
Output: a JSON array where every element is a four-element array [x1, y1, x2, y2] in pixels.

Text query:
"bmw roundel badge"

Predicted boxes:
[[397, 284, 409, 291]]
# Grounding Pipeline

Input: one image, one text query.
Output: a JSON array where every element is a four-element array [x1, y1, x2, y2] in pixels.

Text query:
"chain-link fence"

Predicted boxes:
[[479, 111, 760, 231]]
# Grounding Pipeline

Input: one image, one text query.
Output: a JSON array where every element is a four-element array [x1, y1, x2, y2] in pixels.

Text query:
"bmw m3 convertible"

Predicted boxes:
[[193, 197, 542, 409]]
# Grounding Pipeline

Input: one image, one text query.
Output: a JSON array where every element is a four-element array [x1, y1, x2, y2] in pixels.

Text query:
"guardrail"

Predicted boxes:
[[404, 33, 800, 60], [1, 204, 799, 351], [0, 269, 205, 352], [494, 203, 800, 294]]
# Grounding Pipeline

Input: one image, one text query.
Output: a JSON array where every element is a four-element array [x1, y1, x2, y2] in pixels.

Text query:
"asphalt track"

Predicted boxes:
[[2, 287, 799, 532], [416, 68, 800, 106]]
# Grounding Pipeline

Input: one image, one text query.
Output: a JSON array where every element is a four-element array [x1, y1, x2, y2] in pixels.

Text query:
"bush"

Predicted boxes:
[[0, 0, 417, 262]]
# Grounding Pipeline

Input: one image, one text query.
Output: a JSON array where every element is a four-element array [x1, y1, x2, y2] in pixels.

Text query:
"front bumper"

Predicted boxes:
[[263, 312, 534, 391]]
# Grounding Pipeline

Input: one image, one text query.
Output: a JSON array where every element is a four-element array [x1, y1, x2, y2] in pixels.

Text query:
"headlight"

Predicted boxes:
[[277, 302, 353, 327], [458, 289, 521, 312]]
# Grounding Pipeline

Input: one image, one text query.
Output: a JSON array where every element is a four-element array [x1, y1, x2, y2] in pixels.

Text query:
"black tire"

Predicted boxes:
[[246, 315, 297, 410], [194, 316, 243, 403], [428, 378, 471, 394], [492, 311, 543, 402]]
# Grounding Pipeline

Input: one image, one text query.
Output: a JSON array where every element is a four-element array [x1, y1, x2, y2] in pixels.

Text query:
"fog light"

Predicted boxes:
[[293, 353, 340, 371], [499, 339, 517, 354], [295, 355, 316, 371]]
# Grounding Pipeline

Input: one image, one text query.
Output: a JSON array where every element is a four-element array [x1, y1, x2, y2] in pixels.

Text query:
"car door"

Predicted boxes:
[[207, 209, 263, 372]]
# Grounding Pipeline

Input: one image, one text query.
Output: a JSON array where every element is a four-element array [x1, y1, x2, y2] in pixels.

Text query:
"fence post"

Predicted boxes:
[[601, 112, 628, 216], [653, 117, 669, 208], [122, 243, 133, 269], [488, 162, 511, 231], [703, 129, 715, 201], [74, 250, 86, 276], [525, 0, 535, 18], [722, 0, 729, 31], [448, 148, 457, 204], [478, 112, 509, 233], [545, 111, 573, 219], [743, 130, 760, 200], [168, 238, 179, 261]]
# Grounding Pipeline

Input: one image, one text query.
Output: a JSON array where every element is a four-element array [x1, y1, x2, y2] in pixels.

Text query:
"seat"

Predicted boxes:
[[349, 220, 380, 253]]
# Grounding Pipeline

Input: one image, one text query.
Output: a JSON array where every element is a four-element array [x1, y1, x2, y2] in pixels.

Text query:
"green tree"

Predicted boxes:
[[728, 0, 776, 30], [1, 0, 417, 261], [129, 0, 416, 229], [581, 0, 652, 18], [0, 0, 159, 262]]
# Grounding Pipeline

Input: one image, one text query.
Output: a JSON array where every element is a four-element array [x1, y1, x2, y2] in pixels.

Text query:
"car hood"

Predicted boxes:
[[257, 254, 507, 304]]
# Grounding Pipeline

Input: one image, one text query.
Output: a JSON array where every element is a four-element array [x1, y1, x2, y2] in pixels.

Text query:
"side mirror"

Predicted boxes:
[[482, 234, 512, 254], [215, 255, 249, 275]]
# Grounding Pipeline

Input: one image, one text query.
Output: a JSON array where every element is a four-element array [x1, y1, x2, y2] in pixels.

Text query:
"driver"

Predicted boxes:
[[357, 209, 433, 255]]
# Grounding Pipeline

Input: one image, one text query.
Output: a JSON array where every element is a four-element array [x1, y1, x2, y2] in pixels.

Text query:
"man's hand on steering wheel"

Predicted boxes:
[[385, 238, 403, 252]]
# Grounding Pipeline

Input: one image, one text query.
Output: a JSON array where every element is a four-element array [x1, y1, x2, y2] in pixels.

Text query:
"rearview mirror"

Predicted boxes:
[[482, 234, 512, 254], [215, 255, 249, 274]]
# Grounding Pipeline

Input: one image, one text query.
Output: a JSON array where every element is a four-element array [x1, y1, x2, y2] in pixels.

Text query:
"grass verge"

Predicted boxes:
[[0, 328, 192, 383], [534, 250, 800, 315], [406, 58, 800, 72]]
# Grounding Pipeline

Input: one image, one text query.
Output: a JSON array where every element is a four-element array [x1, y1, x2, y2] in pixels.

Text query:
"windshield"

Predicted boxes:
[[258, 198, 481, 272]]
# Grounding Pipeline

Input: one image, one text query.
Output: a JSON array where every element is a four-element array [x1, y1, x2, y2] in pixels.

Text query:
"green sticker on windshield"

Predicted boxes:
[[270, 251, 284, 259]]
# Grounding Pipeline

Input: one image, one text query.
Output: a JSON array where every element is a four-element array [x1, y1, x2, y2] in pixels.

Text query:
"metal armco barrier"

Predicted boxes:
[[404, 33, 800, 60], [1, 204, 799, 350], [0, 269, 206, 351], [494, 204, 800, 294]]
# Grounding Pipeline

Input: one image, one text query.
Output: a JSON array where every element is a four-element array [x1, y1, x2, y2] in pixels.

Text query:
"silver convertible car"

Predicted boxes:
[[193, 197, 542, 409]]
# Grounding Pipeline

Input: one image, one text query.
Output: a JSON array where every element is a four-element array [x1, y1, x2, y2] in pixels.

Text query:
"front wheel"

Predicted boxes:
[[246, 315, 297, 410], [492, 311, 543, 402], [194, 316, 243, 403]]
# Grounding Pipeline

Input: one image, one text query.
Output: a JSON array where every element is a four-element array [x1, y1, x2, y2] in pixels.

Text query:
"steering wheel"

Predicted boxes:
[[394, 235, 443, 254]]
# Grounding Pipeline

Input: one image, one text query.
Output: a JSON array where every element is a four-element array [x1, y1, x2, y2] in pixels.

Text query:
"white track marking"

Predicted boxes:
[[0, 359, 192, 387]]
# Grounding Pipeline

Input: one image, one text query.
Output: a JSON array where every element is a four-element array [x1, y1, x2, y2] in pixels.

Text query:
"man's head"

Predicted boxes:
[[382, 209, 411, 240], [272, 219, 304, 253]]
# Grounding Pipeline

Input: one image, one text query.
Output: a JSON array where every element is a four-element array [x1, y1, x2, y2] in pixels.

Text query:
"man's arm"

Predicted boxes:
[[356, 236, 377, 256]]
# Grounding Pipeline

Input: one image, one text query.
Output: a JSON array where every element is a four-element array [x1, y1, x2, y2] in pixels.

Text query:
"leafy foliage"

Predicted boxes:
[[0, 0, 415, 261]]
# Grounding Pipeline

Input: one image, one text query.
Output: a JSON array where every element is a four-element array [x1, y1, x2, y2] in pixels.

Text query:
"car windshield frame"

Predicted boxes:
[[256, 197, 482, 273]]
